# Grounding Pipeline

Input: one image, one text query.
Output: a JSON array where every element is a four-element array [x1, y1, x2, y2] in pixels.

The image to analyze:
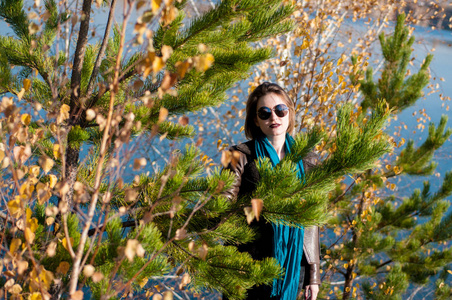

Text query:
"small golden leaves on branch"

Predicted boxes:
[[28, 22, 40, 34], [92, 272, 104, 283], [178, 115, 189, 126], [36, 182, 51, 205], [53, 144, 61, 159], [62, 237, 74, 252], [56, 261, 70, 275], [133, 158, 147, 170], [39, 155, 54, 174], [14, 145, 32, 164], [161, 71, 178, 91], [86, 109, 96, 121], [125, 239, 145, 262], [21, 113, 31, 125], [163, 291, 173, 300], [10, 238, 21, 253], [47, 241, 57, 257], [151, 0, 162, 13], [198, 242, 208, 260], [251, 199, 263, 221], [175, 228, 187, 240], [179, 273, 191, 290], [8, 197, 23, 219], [23, 78, 32, 91], [162, 4, 178, 25], [83, 265, 95, 277], [57, 104, 70, 124], [48, 174, 57, 188], [244, 207, 255, 224], [71, 291, 84, 300], [193, 53, 214, 72], [175, 61, 190, 79], [153, 57, 165, 73], [158, 107, 168, 123]]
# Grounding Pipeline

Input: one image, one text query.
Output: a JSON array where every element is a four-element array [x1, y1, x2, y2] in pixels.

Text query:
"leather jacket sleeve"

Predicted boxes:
[[222, 148, 248, 202], [302, 151, 321, 286], [303, 226, 321, 286]]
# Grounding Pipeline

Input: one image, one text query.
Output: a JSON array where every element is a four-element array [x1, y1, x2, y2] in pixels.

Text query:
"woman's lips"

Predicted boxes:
[[269, 124, 280, 128]]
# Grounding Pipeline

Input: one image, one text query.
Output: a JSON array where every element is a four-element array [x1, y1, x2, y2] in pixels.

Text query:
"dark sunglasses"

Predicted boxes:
[[257, 104, 289, 120]]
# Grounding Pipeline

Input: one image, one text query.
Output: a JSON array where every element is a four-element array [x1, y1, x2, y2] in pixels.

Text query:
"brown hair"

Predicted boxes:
[[244, 82, 295, 140]]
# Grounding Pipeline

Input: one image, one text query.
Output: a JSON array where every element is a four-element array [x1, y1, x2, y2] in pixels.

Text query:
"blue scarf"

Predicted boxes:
[[255, 134, 305, 300]]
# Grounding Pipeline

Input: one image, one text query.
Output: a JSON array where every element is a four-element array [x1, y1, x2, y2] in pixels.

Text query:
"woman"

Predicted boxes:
[[224, 82, 320, 300]]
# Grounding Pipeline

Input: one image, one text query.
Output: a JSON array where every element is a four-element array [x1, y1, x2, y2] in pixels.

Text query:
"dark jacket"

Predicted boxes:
[[224, 140, 321, 298]]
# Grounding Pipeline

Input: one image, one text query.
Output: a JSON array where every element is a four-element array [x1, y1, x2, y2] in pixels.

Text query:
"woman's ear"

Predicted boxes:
[[254, 117, 259, 127]]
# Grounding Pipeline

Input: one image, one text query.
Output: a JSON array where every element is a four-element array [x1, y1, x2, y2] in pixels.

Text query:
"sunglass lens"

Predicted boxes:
[[274, 104, 289, 117], [257, 107, 272, 120]]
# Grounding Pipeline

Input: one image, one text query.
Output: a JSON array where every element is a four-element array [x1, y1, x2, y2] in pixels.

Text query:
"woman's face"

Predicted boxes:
[[254, 93, 290, 139]]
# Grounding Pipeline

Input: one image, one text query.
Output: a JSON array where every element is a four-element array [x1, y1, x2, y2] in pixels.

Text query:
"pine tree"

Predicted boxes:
[[322, 13, 452, 299], [0, 1, 394, 299]]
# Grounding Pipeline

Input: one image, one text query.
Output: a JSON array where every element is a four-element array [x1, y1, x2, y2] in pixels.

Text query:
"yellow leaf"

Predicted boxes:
[[71, 291, 84, 300], [20, 182, 35, 197], [23, 78, 32, 91], [53, 144, 61, 159], [29, 292, 43, 300], [56, 261, 70, 275], [161, 45, 173, 61], [151, 0, 162, 13], [163, 291, 173, 300], [194, 53, 214, 72], [136, 0, 146, 10], [10, 284, 22, 294], [158, 107, 168, 123], [448, 270, 452, 274], [92, 272, 104, 283], [62, 237, 74, 252], [198, 242, 208, 260], [162, 5, 178, 25], [244, 206, 255, 224], [83, 265, 95, 277], [17, 260, 28, 275], [251, 199, 263, 221], [28, 217, 39, 233], [139, 277, 149, 288], [28, 22, 40, 34], [21, 113, 31, 125], [153, 56, 165, 73], [36, 182, 51, 205], [50, 123, 57, 133], [48, 174, 57, 189], [29, 165, 40, 177], [39, 156, 54, 173], [7, 197, 23, 218], [175, 61, 190, 78], [179, 273, 191, 290], [17, 88, 25, 100], [57, 104, 70, 124], [25, 227, 36, 243], [175, 228, 187, 240], [10, 238, 22, 253], [125, 239, 140, 262]]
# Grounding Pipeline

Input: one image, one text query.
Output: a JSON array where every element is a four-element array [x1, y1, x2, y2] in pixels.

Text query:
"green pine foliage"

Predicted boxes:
[[323, 13, 452, 299]]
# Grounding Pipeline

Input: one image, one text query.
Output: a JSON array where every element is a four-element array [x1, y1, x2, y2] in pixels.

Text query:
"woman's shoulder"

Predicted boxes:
[[230, 140, 255, 157]]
